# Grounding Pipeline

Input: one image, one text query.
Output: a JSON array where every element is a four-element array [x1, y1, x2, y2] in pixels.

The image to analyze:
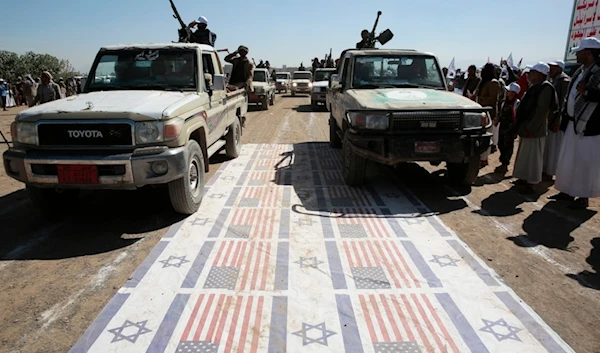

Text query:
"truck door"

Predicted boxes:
[[331, 57, 350, 125], [202, 51, 228, 145]]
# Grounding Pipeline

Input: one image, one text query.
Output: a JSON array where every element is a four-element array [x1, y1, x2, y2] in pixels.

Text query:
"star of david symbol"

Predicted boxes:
[[292, 322, 336, 346], [158, 255, 190, 268], [430, 254, 460, 267], [221, 175, 236, 181], [479, 318, 522, 341], [208, 193, 227, 199], [294, 256, 323, 268], [192, 217, 211, 226], [107, 320, 152, 343], [293, 217, 314, 226]]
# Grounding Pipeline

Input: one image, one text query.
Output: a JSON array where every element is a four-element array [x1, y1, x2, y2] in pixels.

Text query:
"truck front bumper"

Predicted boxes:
[[248, 93, 268, 104], [346, 131, 492, 165], [3, 146, 187, 190], [292, 87, 311, 94]]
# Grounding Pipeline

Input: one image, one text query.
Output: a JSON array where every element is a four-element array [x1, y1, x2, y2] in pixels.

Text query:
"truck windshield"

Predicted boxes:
[[293, 72, 312, 80], [253, 71, 267, 82], [352, 55, 445, 89], [314, 70, 334, 82], [87, 49, 198, 92], [276, 73, 289, 79]]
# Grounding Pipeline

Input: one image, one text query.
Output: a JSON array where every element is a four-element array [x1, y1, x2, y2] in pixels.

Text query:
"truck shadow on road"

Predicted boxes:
[[270, 142, 469, 219]]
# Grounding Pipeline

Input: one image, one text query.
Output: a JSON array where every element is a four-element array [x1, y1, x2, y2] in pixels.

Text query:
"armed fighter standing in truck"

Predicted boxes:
[[225, 45, 254, 91], [188, 16, 217, 46]]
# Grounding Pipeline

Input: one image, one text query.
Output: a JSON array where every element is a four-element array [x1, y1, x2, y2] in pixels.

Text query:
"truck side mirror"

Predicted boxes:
[[329, 74, 339, 88], [211, 74, 226, 91]]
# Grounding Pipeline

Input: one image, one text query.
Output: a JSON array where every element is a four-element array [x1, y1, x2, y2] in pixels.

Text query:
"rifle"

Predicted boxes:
[[169, 0, 191, 43]]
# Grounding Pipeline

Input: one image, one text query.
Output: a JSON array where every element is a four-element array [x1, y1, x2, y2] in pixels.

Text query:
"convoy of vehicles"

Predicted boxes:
[[290, 71, 313, 96], [248, 68, 276, 110], [311, 68, 336, 109], [326, 49, 492, 186], [4, 43, 248, 215], [275, 72, 291, 93]]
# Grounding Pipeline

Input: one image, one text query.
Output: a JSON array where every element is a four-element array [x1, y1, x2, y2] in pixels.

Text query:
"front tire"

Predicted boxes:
[[168, 140, 205, 215], [269, 93, 275, 105], [447, 159, 480, 185], [225, 118, 242, 158], [342, 133, 367, 186], [329, 115, 342, 148], [262, 96, 269, 110], [311, 99, 317, 110]]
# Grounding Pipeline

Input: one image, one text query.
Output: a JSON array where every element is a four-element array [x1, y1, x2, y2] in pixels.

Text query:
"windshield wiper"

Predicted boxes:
[[393, 83, 444, 90], [122, 84, 186, 92], [88, 85, 124, 91]]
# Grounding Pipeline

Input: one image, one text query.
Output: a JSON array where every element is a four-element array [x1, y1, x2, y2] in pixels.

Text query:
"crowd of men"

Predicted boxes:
[[446, 37, 600, 210], [0, 73, 81, 110]]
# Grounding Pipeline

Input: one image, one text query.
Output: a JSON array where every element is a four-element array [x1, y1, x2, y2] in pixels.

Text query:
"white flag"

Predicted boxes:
[[507, 53, 514, 68], [448, 57, 456, 76]]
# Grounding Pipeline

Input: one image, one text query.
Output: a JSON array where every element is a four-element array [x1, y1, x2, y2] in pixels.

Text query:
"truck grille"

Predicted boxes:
[[297, 82, 309, 87], [37, 123, 133, 146], [390, 111, 462, 131]]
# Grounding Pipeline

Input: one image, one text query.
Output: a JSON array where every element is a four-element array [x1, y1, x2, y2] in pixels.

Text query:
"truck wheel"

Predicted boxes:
[[168, 140, 205, 215], [291, 91, 296, 96], [26, 186, 79, 215], [342, 134, 367, 186], [269, 93, 275, 105], [262, 96, 269, 110], [311, 99, 317, 110], [447, 159, 480, 185], [329, 114, 342, 149], [225, 118, 242, 158]]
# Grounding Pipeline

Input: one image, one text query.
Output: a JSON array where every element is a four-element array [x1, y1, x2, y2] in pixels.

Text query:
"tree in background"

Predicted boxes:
[[0, 50, 82, 81]]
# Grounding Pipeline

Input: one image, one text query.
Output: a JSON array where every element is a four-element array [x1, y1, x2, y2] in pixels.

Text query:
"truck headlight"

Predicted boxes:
[[292, 82, 297, 87], [135, 122, 163, 144], [347, 112, 389, 130], [11, 122, 37, 145], [463, 112, 490, 129]]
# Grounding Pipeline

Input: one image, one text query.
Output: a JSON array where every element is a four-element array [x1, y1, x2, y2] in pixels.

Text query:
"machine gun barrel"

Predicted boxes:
[[168, 0, 191, 42]]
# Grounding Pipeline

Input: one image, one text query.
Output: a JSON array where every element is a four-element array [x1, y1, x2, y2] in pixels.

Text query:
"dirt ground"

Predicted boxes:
[[0, 95, 598, 353]]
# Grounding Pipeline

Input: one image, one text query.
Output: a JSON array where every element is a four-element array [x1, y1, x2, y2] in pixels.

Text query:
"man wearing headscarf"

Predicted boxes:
[[512, 62, 558, 194], [23, 74, 37, 107], [475, 63, 501, 167], [57, 78, 67, 98], [224, 45, 253, 91], [188, 16, 217, 46], [552, 37, 600, 209], [542, 60, 571, 181], [463, 65, 481, 99], [32, 71, 62, 105], [495, 82, 522, 174]]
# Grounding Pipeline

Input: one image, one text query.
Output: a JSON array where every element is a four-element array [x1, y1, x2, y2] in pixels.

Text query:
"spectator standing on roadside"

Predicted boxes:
[[463, 65, 481, 100], [32, 71, 62, 105], [495, 82, 521, 174], [0, 79, 8, 111], [474, 63, 501, 168]]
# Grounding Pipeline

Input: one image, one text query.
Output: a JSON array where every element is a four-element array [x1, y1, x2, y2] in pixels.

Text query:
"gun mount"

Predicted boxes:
[[365, 11, 394, 48]]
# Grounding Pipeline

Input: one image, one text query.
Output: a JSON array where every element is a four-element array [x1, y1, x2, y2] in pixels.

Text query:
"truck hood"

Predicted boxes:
[[312, 81, 329, 88], [16, 91, 195, 121], [346, 88, 482, 110]]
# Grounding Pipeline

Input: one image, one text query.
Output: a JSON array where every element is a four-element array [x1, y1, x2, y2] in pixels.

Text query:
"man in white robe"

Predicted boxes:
[[512, 62, 557, 194], [543, 60, 571, 181], [553, 37, 600, 209]]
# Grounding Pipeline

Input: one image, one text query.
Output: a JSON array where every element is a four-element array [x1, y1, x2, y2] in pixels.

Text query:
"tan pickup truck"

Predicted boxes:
[[3, 43, 248, 215], [248, 68, 275, 110]]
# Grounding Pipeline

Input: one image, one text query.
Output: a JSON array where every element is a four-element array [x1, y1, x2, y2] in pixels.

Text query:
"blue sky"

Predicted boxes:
[[1, 0, 573, 73]]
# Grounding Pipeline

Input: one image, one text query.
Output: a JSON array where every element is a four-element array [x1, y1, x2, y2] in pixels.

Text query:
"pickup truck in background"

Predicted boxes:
[[248, 68, 275, 110], [290, 71, 312, 96], [311, 67, 336, 109], [275, 71, 291, 93], [3, 43, 248, 215], [327, 48, 492, 186]]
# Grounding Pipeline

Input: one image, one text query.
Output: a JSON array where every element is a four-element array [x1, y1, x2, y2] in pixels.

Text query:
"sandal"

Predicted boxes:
[[568, 198, 589, 210]]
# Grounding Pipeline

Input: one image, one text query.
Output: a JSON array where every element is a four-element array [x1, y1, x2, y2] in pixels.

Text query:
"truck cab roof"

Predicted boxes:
[[99, 43, 217, 52]]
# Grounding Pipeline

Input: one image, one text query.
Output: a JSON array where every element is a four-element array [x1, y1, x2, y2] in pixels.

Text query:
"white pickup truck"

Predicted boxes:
[[311, 68, 336, 109], [290, 71, 312, 96], [275, 72, 291, 93], [3, 43, 248, 215], [248, 68, 275, 110]]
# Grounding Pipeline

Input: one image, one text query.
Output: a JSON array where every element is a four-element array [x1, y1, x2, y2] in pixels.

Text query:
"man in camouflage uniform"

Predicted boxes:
[[224, 45, 253, 91], [32, 71, 62, 105]]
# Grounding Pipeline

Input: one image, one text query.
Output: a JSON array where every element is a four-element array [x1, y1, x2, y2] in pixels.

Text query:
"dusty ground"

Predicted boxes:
[[0, 95, 598, 353]]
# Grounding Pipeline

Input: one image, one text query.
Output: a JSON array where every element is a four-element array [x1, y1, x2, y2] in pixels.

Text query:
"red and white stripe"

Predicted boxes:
[[342, 240, 421, 288], [256, 159, 278, 169], [359, 294, 460, 353], [328, 187, 372, 207], [212, 240, 248, 268], [231, 208, 277, 239], [180, 294, 266, 353], [211, 240, 274, 290], [323, 170, 343, 181], [249, 171, 279, 185], [241, 187, 281, 208], [333, 208, 392, 239]]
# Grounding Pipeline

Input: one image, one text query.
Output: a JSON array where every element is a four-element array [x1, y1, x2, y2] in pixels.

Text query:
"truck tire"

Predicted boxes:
[[342, 134, 367, 186], [291, 91, 296, 96], [262, 96, 269, 110], [269, 93, 275, 105], [168, 140, 205, 215], [447, 159, 480, 185], [311, 99, 317, 110], [329, 115, 342, 149], [225, 118, 242, 158], [26, 186, 79, 215]]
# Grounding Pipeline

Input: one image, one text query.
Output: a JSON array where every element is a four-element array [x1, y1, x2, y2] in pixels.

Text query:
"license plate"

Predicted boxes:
[[57, 164, 99, 184], [415, 141, 441, 153], [249, 94, 259, 100]]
